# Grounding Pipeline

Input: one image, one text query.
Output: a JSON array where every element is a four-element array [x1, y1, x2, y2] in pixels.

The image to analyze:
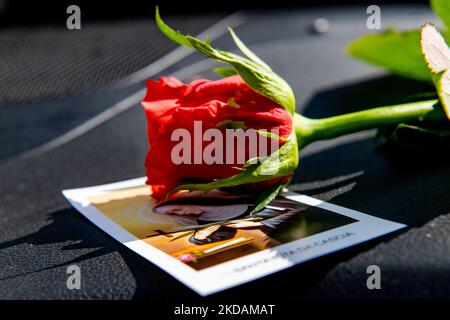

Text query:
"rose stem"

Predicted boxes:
[[294, 99, 447, 149]]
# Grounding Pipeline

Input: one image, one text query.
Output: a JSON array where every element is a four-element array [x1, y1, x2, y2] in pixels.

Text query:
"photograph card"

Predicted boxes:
[[62, 177, 405, 295]]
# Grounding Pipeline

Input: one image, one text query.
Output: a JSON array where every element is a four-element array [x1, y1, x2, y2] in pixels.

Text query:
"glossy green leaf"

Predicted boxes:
[[431, 0, 450, 29], [347, 29, 431, 81]]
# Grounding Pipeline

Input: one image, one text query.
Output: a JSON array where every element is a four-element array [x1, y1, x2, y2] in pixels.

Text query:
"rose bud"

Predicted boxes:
[[144, 10, 449, 214], [142, 75, 293, 204], [141, 8, 301, 213]]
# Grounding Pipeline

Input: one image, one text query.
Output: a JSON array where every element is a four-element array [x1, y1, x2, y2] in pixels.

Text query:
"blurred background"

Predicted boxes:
[[0, 0, 428, 108]]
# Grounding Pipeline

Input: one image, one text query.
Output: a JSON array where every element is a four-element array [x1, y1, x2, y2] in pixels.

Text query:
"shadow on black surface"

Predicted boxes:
[[0, 194, 364, 300], [1, 73, 448, 299], [208, 233, 398, 301], [295, 138, 450, 226], [214, 141, 450, 299], [0, 209, 114, 280], [296, 73, 450, 226], [0, 208, 195, 299], [1, 135, 448, 299], [0, 175, 424, 301], [302, 75, 435, 118]]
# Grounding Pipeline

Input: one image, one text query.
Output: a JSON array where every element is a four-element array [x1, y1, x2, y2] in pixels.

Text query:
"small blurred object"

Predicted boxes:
[[310, 18, 330, 34]]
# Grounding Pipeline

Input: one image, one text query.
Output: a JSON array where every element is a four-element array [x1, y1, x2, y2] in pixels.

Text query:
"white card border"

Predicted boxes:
[[62, 177, 406, 296]]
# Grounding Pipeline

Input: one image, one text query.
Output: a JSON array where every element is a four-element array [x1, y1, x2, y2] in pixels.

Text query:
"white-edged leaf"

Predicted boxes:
[[420, 23, 450, 74], [421, 23, 450, 119]]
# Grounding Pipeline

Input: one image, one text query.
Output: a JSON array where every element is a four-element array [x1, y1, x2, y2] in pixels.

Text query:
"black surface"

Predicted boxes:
[[0, 1, 429, 25], [0, 15, 223, 107], [1, 5, 449, 300]]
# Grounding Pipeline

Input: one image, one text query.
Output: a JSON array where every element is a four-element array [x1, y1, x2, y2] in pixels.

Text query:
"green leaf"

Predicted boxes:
[[431, 0, 450, 29], [155, 6, 193, 48], [213, 66, 238, 77], [347, 29, 431, 81], [249, 180, 285, 215], [170, 134, 298, 193]]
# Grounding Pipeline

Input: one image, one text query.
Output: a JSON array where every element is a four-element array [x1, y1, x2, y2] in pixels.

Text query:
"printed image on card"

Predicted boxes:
[[62, 177, 405, 295]]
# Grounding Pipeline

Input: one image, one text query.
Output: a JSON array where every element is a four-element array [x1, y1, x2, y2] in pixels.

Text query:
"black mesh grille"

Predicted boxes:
[[0, 15, 224, 107]]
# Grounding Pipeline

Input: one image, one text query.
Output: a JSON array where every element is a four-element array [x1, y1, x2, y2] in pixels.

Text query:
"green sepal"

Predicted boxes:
[[213, 66, 238, 77], [249, 180, 285, 215], [255, 129, 287, 141], [186, 35, 296, 115], [228, 27, 272, 71], [155, 7, 193, 48], [205, 34, 211, 46]]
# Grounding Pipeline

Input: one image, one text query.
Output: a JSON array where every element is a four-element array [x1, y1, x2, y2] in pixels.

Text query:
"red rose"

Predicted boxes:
[[142, 75, 293, 201]]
